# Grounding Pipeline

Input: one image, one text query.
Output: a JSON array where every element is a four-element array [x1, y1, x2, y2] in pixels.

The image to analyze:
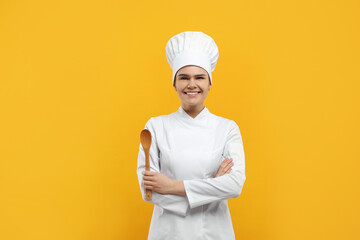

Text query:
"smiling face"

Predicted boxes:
[[173, 65, 211, 110]]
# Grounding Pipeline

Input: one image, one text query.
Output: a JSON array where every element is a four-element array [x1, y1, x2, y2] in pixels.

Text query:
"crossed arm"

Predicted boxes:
[[141, 157, 234, 196]]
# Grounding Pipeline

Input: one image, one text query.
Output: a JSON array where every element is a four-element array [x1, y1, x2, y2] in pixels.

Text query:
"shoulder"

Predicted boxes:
[[143, 113, 174, 142], [209, 112, 240, 131], [144, 112, 172, 128], [210, 115, 243, 147]]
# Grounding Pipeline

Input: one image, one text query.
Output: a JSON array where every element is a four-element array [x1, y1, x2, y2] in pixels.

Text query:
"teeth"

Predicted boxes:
[[186, 92, 199, 95]]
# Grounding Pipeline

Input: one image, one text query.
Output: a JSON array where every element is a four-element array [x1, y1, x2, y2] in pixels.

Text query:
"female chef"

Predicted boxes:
[[136, 31, 246, 240]]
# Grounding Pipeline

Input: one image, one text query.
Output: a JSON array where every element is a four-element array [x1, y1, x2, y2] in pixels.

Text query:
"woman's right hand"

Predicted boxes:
[[215, 158, 233, 178]]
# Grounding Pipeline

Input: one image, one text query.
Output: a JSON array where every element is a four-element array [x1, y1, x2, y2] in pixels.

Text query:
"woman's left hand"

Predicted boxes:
[[142, 171, 175, 194]]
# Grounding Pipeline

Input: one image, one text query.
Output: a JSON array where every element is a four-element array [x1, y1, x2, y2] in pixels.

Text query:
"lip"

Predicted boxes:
[[184, 91, 201, 94], [184, 91, 201, 96]]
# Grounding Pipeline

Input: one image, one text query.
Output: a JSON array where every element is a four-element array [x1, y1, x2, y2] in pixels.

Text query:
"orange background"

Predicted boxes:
[[1, 0, 359, 239]]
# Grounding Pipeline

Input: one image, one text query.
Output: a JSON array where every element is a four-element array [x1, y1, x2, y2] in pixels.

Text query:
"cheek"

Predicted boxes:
[[203, 89, 210, 97], [177, 90, 185, 98]]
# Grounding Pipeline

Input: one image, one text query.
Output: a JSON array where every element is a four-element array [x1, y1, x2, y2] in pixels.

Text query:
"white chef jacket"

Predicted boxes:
[[136, 105, 246, 240]]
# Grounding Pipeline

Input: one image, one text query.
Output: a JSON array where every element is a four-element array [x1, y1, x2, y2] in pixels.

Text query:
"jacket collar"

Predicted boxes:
[[177, 105, 210, 121]]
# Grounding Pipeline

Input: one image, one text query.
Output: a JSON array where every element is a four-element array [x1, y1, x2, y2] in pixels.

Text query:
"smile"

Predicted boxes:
[[184, 91, 201, 95]]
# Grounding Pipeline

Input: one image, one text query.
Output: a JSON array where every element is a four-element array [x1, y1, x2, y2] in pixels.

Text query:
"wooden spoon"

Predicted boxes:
[[140, 129, 152, 200]]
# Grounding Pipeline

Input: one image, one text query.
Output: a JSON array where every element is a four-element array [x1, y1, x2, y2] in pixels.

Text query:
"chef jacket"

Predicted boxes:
[[136, 105, 246, 240]]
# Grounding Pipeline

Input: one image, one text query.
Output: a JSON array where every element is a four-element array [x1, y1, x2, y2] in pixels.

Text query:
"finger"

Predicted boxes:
[[223, 158, 231, 163], [223, 158, 232, 166], [143, 180, 155, 186], [221, 159, 232, 169], [144, 185, 153, 190], [217, 159, 232, 177], [143, 175, 154, 181], [223, 162, 234, 173], [220, 159, 231, 168], [217, 164, 225, 173], [219, 163, 226, 171], [144, 171, 155, 176], [222, 165, 230, 174], [219, 160, 231, 173], [224, 166, 232, 174]]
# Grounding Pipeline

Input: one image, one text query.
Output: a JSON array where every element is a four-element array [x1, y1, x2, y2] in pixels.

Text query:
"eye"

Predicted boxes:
[[180, 77, 188, 80], [196, 77, 204, 79]]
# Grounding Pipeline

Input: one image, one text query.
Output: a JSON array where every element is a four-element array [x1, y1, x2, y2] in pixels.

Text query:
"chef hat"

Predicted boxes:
[[165, 31, 219, 85]]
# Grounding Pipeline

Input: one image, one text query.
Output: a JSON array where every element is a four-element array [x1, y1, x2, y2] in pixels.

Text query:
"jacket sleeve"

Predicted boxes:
[[183, 120, 246, 209], [136, 118, 190, 217]]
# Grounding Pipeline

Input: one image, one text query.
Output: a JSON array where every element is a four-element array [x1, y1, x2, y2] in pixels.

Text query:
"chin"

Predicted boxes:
[[185, 101, 203, 107]]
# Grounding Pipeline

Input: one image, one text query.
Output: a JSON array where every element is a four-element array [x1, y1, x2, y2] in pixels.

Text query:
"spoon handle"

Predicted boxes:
[[145, 149, 152, 200]]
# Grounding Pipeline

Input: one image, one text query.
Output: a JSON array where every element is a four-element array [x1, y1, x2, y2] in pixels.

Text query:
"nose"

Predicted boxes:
[[188, 77, 197, 88]]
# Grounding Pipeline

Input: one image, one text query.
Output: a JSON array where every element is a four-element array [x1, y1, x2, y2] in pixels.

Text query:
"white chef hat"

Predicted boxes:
[[165, 31, 219, 85]]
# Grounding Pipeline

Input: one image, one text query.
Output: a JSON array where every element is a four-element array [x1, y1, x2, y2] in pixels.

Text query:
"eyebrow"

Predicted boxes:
[[177, 74, 207, 77]]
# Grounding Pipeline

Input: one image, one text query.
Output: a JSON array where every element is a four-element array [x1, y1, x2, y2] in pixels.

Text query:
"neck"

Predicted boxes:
[[182, 104, 205, 118]]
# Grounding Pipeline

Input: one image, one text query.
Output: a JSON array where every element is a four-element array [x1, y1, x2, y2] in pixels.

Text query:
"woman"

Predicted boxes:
[[136, 31, 246, 240]]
